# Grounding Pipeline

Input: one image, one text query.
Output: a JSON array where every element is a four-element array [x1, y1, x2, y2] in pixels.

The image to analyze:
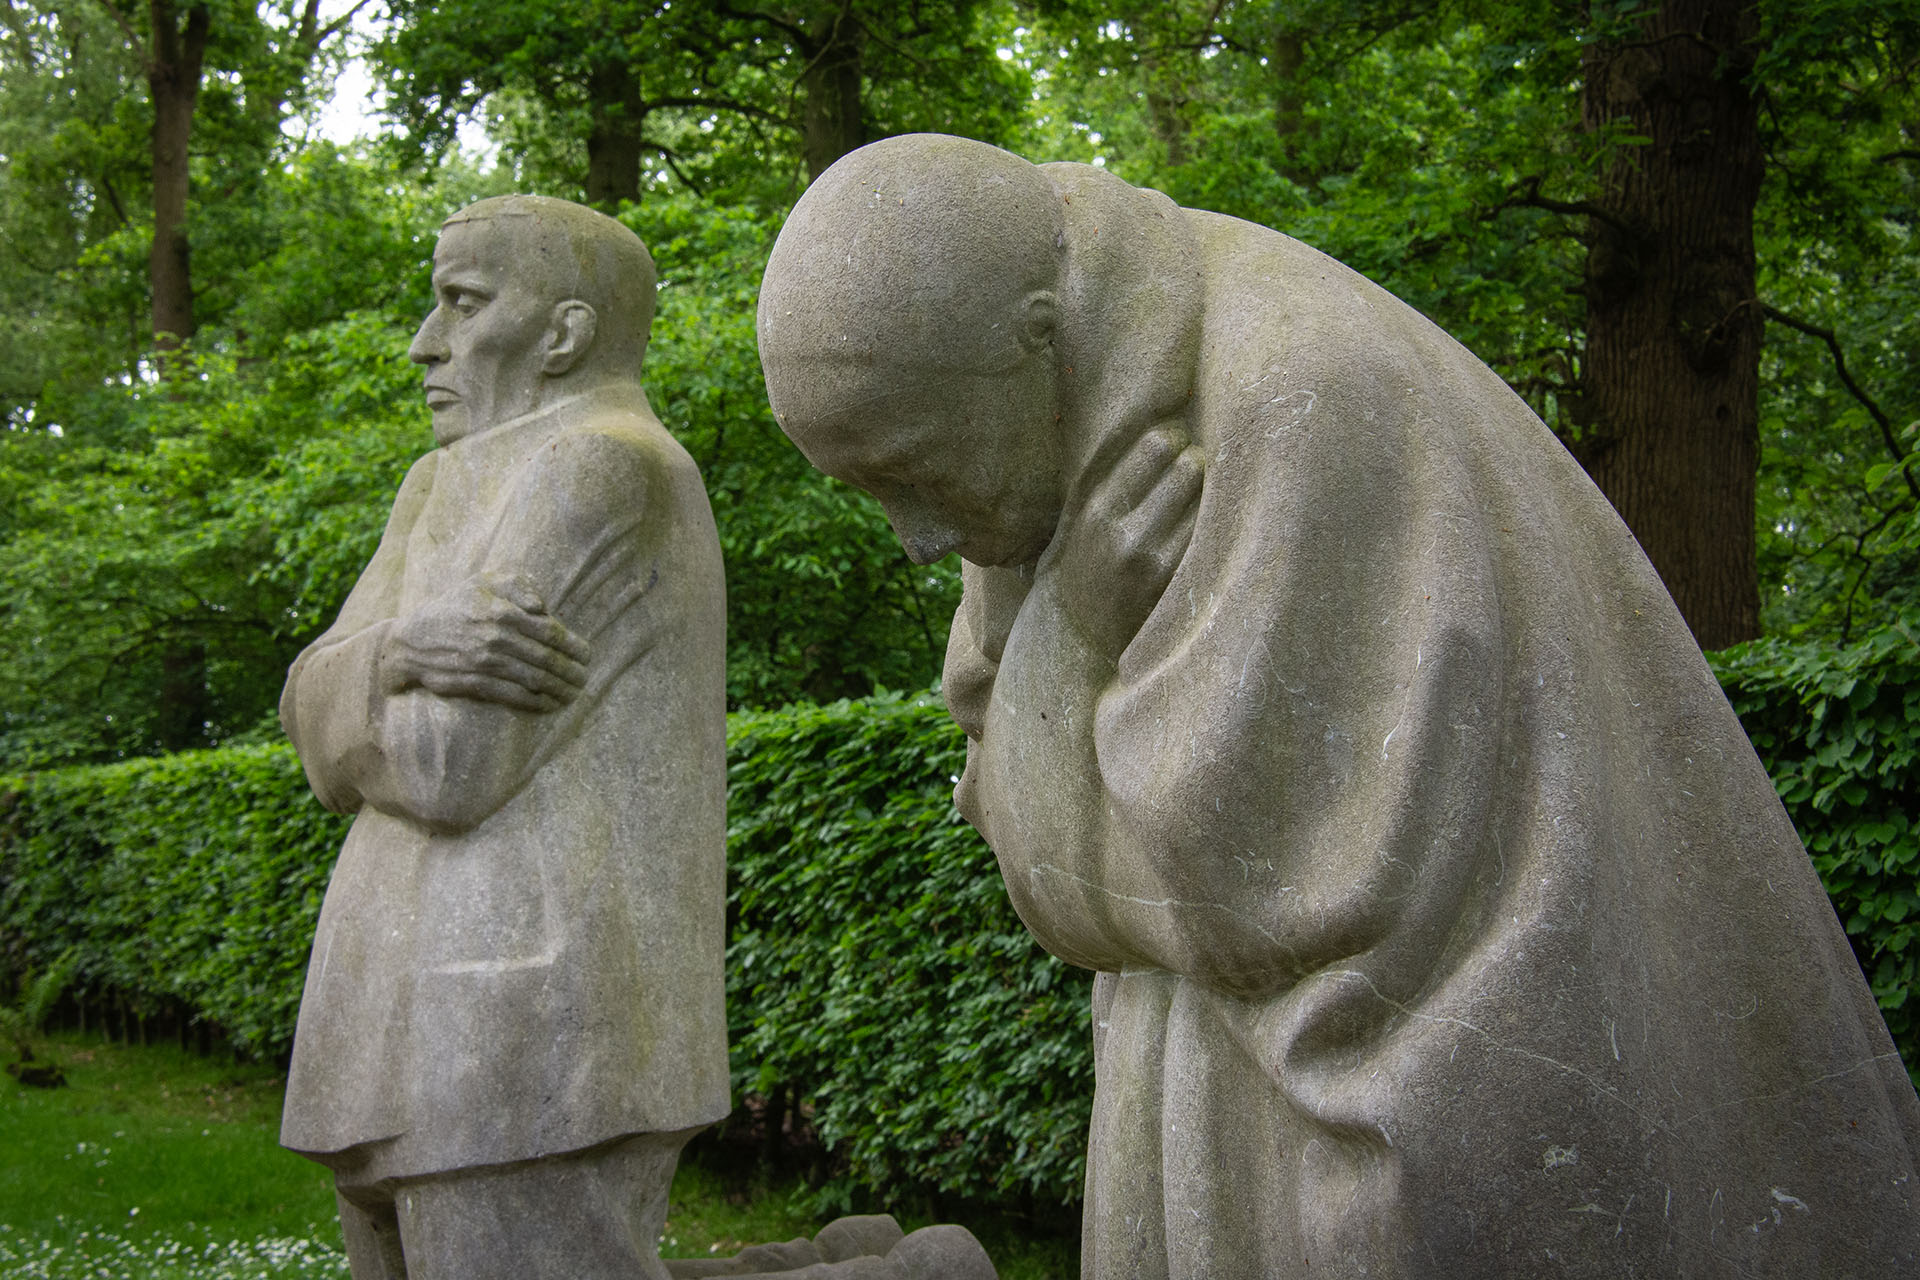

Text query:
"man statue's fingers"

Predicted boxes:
[[546, 619, 593, 664], [495, 628, 591, 684], [493, 573, 548, 615], [414, 668, 562, 713], [475, 639, 589, 694], [495, 605, 593, 665], [1156, 496, 1202, 581], [540, 649, 590, 689], [1169, 444, 1205, 499]]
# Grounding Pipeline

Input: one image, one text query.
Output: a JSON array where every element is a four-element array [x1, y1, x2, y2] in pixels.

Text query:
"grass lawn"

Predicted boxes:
[[0, 1033, 342, 1278], [1, 1033, 1076, 1279]]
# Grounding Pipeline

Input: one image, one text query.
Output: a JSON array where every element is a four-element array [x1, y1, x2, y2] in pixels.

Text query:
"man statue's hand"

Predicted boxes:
[[380, 573, 592, 712], [1045, 423, 1205, 663]]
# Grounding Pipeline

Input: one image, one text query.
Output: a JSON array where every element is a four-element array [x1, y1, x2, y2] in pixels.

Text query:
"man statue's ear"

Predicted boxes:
[[543, 301, 598, 375], [1018, 290, 1057, 352]]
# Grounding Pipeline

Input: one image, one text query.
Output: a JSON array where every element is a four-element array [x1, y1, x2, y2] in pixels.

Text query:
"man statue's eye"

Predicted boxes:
[[439, 287, 487, 318]]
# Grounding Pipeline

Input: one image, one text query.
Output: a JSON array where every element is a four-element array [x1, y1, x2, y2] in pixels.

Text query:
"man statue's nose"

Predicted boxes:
[[408, 331, 445, 364]]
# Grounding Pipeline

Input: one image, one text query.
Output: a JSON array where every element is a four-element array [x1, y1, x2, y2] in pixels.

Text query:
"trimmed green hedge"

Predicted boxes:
[[2, 633, 1916, 1206], [0, 744, 343, 1060], [725, 695, 1092, 1208], [1711, 615, 1920, 1080]]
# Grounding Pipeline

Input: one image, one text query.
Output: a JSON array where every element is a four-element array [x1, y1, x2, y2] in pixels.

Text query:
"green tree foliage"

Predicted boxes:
[[2, 0, 1914, 786], [2, 1, 160, 432], [0, 304, 430, 765], [1750, 4, 1920, 642], [0, 119, 484, 766], [0, 1, 453, 759], [1018, 2, 1588, 427], [0, 0, 366, 377], [373, 0, 1031, 205]]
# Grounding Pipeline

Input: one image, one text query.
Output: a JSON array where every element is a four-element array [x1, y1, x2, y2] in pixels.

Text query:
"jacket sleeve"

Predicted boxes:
[[281, 431, 668, 834], [280, 452, 435, 816]]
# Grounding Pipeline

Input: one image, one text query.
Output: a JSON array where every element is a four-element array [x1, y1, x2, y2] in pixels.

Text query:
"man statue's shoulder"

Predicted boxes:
[[393, 447, 441, 499], [510, 401, 701, 538]]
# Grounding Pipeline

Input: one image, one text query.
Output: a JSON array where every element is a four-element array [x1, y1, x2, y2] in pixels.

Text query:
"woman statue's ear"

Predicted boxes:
[[1019, 290, 1058, 352]]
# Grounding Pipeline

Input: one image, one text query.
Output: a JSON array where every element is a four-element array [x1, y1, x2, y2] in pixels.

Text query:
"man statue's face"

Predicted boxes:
[[409, 219, 558, 445], [773, 350, 1064, 569]]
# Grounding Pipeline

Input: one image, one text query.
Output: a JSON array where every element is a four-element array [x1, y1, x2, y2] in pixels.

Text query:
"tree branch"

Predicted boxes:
[[1485, 175, 1639, 239], [1323, 5, 1432, 68], [1838, 498, 1912, 644], [98, 170, 132, 228], [0, 232, 68, 275], [897, 554, 938, 660], [642, 141, 700, 190], [713, 2, 809, 47], [1760, 303, 1919, 501], [1602, 28, 1725, 60], [91, 0, 148, 65], [646, 93, 789, 128], [855, 15, 941, 78], [314, 0, 371, 45]]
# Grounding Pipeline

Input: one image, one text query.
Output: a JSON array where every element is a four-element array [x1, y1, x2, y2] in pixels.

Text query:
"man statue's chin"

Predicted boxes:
[[429, 404, 474, 446]]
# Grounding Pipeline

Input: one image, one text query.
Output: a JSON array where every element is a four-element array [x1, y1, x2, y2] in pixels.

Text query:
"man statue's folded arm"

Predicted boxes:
[[286, 433, 664, 834]]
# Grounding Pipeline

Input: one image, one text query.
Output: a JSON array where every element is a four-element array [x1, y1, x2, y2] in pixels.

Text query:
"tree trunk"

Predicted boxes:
[[799, 16, 863, 182], [147, 0, 209, 356], [1145, 87, 1189, 167], [1270, 30, 1318, 182], [1575, 0, 1763, 649], [154, 640, 209, 751], [585, 127, 644, 209], [584, 61, 644, 209]]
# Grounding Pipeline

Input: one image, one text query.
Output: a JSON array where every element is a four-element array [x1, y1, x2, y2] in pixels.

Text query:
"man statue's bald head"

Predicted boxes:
[[447, 195, 657, 370]]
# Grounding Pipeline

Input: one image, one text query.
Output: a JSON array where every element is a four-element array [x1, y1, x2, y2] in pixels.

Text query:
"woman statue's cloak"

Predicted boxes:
[[946, 164, 1920, 1278]]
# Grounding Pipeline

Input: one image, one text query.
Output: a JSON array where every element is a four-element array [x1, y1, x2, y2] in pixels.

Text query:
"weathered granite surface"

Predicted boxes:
[[280, 195, 729, 1278], [759, 133, 1920, 1277], [665, 1214, 997, 1279]]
